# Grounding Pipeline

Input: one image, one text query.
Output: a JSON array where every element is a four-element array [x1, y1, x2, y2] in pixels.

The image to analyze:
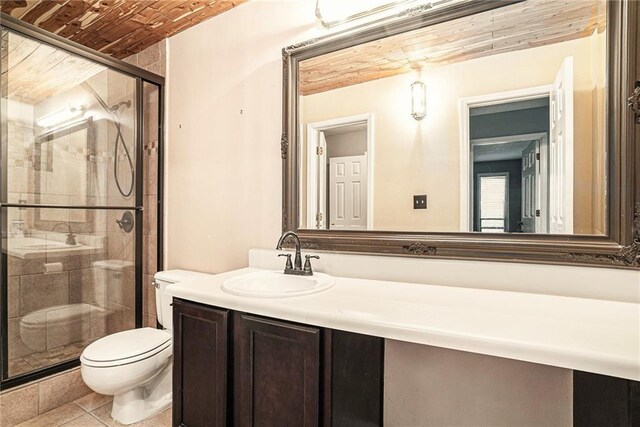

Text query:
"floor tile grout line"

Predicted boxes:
[[87, 411, 109, 426], [73, 401, 89, 413], [54, 406, 88, 427]]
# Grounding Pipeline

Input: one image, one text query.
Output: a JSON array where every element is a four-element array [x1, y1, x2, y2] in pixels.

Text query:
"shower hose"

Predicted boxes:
[[81, 82, 135, 198]]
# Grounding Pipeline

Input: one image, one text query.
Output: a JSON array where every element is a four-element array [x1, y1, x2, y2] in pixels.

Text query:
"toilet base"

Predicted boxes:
[[111, 359, 172, 425]]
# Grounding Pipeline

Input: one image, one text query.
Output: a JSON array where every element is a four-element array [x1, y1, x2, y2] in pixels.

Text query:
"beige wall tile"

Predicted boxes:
[[46, 255, 92, 271], [90, 306, 109, 339], [106, 270, 135, 309], [46, 308, 91, 349], [0, 384, 39, 427], [143, 313, 157, 328], [137, 44, 159, 69], [143, 274, 157, 317], [8, 276, 20, 318], [143, 235, 157, 276], [123, 53, 138, 67], [8, 316, 41, 358], [143, 195, 158, 236], [8, 256, 44, 277], [106, 303, 134, 335], [38, 369, 91, 414], [69, 268, 105, 304], [20, 272, 69, 315], [144, 153, 158, 197]]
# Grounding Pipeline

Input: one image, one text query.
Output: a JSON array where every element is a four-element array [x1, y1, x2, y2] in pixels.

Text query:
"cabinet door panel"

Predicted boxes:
[[234, 313, 320, 427], [326, 330, 384, 427], [173, 299, 229, 427]]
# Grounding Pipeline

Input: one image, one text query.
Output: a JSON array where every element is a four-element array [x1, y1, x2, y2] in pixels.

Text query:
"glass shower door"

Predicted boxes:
[[1, 28, 142, 382]]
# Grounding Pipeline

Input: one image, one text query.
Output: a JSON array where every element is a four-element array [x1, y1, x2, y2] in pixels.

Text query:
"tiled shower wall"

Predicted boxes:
[[124, 40, 166, 328]]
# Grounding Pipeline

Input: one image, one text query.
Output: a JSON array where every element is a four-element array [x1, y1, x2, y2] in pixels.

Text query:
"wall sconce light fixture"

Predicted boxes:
[[411, 81, 426, 121], [315, 0, 422, 28]]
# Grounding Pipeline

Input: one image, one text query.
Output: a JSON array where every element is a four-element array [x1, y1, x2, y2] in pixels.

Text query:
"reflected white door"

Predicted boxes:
[[329, 155, 367, 230], [316, 132, 328, 229], [521, 141, 538, 233], [549, 56, 574, 234]]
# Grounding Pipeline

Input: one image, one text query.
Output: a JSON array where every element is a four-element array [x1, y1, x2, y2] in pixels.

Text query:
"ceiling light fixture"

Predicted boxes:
[[315, 0, 421, 28]]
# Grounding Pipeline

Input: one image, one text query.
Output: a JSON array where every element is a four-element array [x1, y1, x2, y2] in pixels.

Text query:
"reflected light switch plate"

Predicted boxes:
[[413, 195, 427, 209]]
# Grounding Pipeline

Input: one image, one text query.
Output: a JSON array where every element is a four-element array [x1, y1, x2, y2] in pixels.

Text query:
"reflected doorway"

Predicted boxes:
[[461, 57, 574, 234], [306, 114, 374, 230]]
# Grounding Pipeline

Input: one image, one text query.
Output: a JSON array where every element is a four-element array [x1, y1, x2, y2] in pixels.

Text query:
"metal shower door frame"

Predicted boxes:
[[0, 14, 165, 391]]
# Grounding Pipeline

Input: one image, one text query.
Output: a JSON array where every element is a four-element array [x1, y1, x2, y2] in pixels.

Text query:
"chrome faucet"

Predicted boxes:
[[276, 231, 319, 276]]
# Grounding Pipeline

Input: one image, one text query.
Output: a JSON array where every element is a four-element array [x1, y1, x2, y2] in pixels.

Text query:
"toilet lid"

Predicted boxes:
[[82, 328, 171, 364]]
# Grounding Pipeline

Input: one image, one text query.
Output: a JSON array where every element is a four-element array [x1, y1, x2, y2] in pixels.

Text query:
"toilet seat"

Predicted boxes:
[[81, 328, 171, 368]]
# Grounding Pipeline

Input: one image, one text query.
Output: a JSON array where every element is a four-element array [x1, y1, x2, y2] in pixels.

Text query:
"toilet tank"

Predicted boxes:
[[153, 270, 212, 331]]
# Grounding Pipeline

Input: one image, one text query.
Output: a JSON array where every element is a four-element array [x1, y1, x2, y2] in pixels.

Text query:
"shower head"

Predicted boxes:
[[110, 100, 131, 112]]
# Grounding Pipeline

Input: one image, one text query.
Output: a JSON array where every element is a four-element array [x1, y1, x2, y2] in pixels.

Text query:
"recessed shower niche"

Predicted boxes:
[[0, 24, 164, 389]]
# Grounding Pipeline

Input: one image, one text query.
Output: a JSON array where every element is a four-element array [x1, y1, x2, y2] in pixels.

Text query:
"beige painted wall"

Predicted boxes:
[[166, 0, 321, 273], [301, 34, 606, 234], [385, 341, 572, 426], [166, 1, 582, 424]]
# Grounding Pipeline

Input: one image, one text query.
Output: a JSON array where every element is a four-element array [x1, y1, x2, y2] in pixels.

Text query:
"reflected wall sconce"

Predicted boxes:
[[411, 81, 426, 121], [36, 105, 85, 128]]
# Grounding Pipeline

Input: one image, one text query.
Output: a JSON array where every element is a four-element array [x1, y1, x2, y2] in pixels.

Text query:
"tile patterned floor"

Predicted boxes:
[[9, 340, 95, 377], [15, 392, 171, 427]]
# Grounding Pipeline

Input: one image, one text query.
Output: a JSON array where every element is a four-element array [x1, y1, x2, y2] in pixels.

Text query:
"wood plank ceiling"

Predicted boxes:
[[1, 0, 245, 59], [300, 0, 606, 96]]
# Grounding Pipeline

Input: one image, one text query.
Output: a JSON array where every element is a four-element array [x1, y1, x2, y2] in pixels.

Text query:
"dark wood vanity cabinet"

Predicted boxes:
[[172, 299, 384, 427], [173, 299, 229, 427], [234, 313, 321, 426]]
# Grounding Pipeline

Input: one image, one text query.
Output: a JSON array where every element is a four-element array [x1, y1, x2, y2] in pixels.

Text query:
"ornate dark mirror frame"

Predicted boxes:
[[282, 0, 640, 269]]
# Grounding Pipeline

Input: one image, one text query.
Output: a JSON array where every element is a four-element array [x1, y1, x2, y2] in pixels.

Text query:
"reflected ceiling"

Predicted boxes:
[[299, 0, 606, 96], [1, 30, 105, 104]]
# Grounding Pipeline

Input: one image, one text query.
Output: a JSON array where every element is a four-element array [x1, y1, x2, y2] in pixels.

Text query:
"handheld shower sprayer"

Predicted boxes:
[[81, 82, 135, 198]]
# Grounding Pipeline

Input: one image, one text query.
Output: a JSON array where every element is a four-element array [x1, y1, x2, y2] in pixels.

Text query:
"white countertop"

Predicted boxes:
[[7, 236, 105, 259], [167, 267, 640, 381]]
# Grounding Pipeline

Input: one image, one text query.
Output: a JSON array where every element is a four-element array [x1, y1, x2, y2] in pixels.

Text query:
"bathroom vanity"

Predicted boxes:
[[167, 249, 640, 427], [172, 298, 383, 426]]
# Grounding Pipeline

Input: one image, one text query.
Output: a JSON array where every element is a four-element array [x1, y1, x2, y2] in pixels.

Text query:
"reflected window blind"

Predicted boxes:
[[479, 175, 507, 232]]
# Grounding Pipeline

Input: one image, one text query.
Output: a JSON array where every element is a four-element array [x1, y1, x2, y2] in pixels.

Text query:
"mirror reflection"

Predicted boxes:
[[298, 0, 607, 235]]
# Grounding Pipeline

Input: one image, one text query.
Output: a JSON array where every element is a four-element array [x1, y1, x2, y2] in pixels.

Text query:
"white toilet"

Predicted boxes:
[[80, 269, 210, 425]]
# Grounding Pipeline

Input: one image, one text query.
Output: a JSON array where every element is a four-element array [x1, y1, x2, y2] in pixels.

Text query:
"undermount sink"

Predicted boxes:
[[222, 270, 334, 298]]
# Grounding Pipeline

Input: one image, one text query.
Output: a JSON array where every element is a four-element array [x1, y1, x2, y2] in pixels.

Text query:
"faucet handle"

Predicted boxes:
[[303, 255, 320, 275], [278, 253, 293, 272]]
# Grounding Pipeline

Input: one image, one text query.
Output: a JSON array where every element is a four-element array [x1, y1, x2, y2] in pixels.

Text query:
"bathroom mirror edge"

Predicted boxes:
[[282, 0, 640, 269]]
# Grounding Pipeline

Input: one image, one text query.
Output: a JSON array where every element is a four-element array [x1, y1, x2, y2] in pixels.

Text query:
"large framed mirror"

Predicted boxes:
[[282, 0, 640, 268]]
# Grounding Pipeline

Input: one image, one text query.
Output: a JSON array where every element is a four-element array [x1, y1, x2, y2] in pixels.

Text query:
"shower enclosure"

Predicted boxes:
[[0, 16, 164, 389]]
